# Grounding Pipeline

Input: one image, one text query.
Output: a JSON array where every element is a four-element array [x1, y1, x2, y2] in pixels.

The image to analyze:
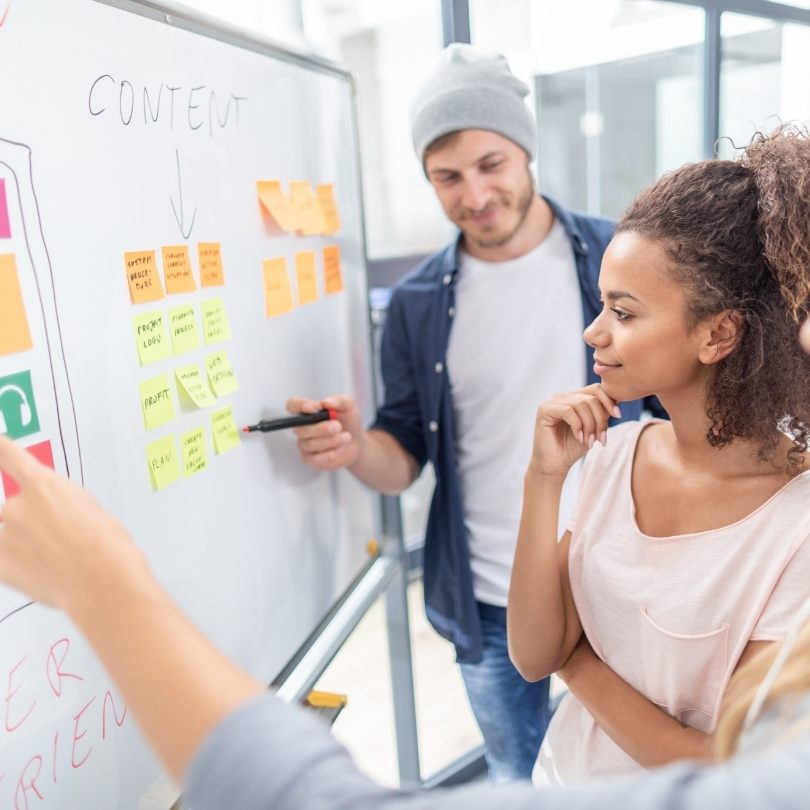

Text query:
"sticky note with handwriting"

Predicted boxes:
[[162, 245, 197, 294], [205, 351, 239, 397], [169, 304, 201, 355], [146, 435, 180, 491], [262, 257, 294, 318], [211, 406, 241, 454], [139, 373, 175, 430], [175, 364, 217, 408], [181, 428, 209, 478], [125, 250, 164, 304], [132, 311, 172, 366], [295, 251, 318, 305], [198, 242, 225, 287]]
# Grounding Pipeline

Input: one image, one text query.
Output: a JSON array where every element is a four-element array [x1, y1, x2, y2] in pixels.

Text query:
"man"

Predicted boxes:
[[289, 43, 663, 780]]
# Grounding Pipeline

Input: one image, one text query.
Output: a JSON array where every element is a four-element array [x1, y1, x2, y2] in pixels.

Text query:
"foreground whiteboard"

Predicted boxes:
[[0, 1, 379, 806]]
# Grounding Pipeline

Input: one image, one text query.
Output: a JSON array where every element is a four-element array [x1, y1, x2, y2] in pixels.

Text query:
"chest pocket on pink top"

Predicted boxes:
[[638, 605, 729, 731]]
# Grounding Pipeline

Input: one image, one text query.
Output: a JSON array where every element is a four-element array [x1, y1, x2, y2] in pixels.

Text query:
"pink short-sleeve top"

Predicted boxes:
[[537, 420, 810, 784]]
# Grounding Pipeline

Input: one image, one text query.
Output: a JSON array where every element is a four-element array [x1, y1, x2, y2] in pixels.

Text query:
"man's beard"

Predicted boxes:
[[467, 171, 535, 250]]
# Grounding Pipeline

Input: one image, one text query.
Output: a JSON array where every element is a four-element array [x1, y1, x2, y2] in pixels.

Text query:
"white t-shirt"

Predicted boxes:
[[447, 219, 585, 606]]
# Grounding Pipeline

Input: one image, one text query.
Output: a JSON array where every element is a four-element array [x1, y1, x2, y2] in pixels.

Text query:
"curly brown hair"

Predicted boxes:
[[617, 125, 810, 468]]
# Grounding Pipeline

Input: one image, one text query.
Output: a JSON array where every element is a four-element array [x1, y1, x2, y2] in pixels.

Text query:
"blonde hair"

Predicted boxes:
[[715, 620, 810, 759]]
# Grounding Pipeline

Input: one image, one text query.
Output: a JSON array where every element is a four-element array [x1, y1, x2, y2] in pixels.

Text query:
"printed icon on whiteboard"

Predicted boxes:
[[0, 370, 39, 439]]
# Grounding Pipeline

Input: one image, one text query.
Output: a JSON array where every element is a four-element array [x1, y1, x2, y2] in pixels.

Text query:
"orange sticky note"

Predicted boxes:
[[125, 251, 164, 304], [162, 245, 196, 294], [289, 181, 327, 235], [322, 246, 344, 295], [295, 251, 318, 305], [262, 258, 294, 318], [257, 181, 298, 232], [198, 243, 224, 287], [0, 254, 33, 356], [316, 184, 341, 235]]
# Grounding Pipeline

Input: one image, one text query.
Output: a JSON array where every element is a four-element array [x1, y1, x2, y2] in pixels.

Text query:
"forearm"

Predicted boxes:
[[348, 428, 419, 495], [68, 549, 263, 780], [562, 643, 713, 768], [507, 468, 573, 680]]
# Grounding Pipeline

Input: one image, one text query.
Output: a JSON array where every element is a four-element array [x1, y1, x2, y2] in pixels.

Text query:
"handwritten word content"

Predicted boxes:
[[205, 351, 238, 397], [198, 243, 224, 287], [169, 305, 201, 356], [200, 299, 232, 345], [161, 245, 196, 294], [181, 428, 209, 477], [132, 311, 172, 366], [88, 76, 247, 137]]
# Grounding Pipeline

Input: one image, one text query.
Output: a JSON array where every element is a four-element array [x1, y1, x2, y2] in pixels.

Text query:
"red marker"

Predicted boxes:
[[243, 408, 337, 433]]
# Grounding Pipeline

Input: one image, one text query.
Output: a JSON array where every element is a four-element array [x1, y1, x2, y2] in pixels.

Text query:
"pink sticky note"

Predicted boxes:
[[1, 440, 55, 499], [0, 179, 10, 239]]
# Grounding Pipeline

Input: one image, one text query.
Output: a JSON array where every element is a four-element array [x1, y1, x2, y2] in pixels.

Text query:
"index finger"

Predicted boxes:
[[0, 436, 40, 488], [285, 397, 324, 415]]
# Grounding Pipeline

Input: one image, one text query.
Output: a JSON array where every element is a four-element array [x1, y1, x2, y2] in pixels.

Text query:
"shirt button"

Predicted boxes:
[[435, 362, 443, 373], [429, 421, 438, 433], [442, 273, 452, 286], [448, 306, 456, 317]]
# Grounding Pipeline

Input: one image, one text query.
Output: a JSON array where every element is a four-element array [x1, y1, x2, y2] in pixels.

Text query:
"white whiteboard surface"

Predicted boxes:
[[0, 1, 379, 806]]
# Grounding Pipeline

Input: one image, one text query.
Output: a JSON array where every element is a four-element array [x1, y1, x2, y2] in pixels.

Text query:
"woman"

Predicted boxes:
[[508, 125, 810, 783]]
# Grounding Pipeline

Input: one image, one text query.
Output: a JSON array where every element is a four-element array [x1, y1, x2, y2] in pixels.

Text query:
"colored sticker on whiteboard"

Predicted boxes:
[[0, 370, 40, 441], [169, 305, 201, 355], [200, 298, 232, 345], [145, 435, 180, 492], [316, 184, 340, 235], [133, 311, 172, 366], [162, 245, 197, 294], [198, 243, 224, 287], [211, 406, 241, 454], [289, 181, 326, 235], [175, 364, 217, 408], [0, 254, 33, 357], [181, 428, 209, 478], [262, 258, 294, 318], [125, 250, 164, 304], [0, 179, 11, 239], [295, 251, 318, 305], [322, 245, 344, 295], [139, 373, 175, 430], [205, 351, 238, 397], [257, 180, 298, 232], [1, 440, 55, 499]]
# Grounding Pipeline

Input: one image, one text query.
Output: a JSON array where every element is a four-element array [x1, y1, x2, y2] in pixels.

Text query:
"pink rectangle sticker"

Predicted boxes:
[[0, 178, 10, 239]]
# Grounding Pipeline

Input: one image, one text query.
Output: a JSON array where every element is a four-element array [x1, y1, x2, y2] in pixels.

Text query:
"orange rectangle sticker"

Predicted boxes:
[[162, 245, 197, 294], [262, 258, 294, 318], [295, 251, 318, 306], [322, 246, 344, 295], [0, 254, 33, 356], [125, 250, 164, 304]]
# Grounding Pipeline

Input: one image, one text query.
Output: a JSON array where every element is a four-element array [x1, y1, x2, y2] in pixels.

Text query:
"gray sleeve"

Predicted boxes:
[[183, 693, 810, 810]]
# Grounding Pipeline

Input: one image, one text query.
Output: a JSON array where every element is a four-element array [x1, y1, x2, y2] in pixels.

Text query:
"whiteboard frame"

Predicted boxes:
[[88, 0, 422, 792]]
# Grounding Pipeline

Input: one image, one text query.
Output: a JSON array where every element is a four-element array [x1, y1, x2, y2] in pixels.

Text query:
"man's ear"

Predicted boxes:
[[698, 310, 743, 365]]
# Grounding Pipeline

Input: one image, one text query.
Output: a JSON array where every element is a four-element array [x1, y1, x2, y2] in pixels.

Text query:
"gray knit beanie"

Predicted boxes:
[[411, 43, 536, 160]]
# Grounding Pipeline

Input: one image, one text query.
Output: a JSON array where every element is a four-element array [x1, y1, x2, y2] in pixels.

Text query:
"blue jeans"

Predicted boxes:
[[459, 602, 551, 782]]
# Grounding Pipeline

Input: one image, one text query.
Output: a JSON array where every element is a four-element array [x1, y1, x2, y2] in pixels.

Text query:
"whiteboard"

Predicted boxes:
[[0, 1, 380, 806]]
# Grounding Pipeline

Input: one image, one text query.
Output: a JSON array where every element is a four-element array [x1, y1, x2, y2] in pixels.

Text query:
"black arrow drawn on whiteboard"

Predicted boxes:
[[169, 149, 197, 239]]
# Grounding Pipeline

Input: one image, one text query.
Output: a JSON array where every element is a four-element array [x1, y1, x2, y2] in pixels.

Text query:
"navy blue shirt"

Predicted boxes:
[[371, 197, 666, 663]]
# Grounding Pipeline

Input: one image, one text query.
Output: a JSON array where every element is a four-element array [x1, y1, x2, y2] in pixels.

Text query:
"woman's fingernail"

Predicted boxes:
[[600, 430, 607, 445], [612, 405, 622, 418], [588, 435, 595, 449], [577, 431, 584, 444]]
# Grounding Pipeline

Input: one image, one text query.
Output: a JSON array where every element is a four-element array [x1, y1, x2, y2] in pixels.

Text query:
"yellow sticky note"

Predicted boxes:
[[175, 364, 217, 408], [322, 245, 344, 295], [198, 243, 225, 287], [257, 180, 299, 232], [162, 245, 197, 294], [316, 184, 341, 235], [205, 351, 239, 397], [262, 258, 294, 318], [295, 251, 318, 305], [0, 254, 33, 356], [169, 305, 201, 355], [125, 250, 164, 304], [289, 181, 327, 235], [211, 406, 241, 454], [145, 435, 180, 491], [200, 298, 233, 345], [139, 373, 175, 430], [181, 428, 209, 478], [133, 311, 172, 366]]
